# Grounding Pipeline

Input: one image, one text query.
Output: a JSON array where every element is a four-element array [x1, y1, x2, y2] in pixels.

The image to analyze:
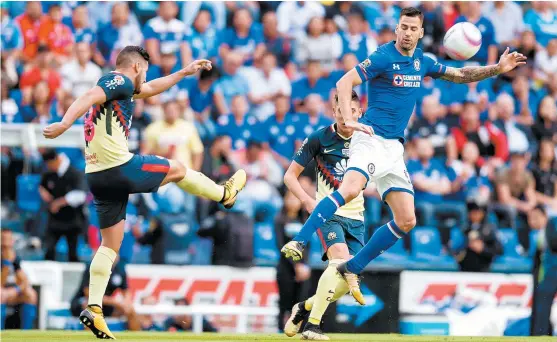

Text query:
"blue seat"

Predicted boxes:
[[529, 230, 540, 257], [449, 227, 466, 253], [253, 222, 279, 266], [491, 229, 531, 273], [410, 226, 458, 271], [159, 212, 199, 265], [372, 238, 414, 270], [16, 174, 42, 213]]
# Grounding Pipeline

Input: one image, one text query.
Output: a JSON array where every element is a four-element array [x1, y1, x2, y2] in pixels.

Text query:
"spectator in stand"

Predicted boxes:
[[407, 137, 452, 226], [455, 1, 497, 65], [66, 5, 95, 45], [262, 11, 292, 69], [70, 256, 141, 331], [376, 25, 396, 45], [482, 1, 524, 49], [60, 42, 102, 99], [1, 4, 23, 61], [516, 30, 538, 68], [494, 151, 537, 230], [532, 95, 557, 143], [243, 52, 292, 121], [137, 296, 163, 331], [39, 149, 86, 262], [409, 95, 450, 158], [144, 100, 204, 171], [128, 99, 151, 155], [291, 60, 333, 111], [275, 190, 311, 332], [524, 1, 557, 47], [456, 197, 502, 272], [262, 95, 300, 170], [295, 16, 341, 72], [447, 102, 508, 169], [198, 200, 254, 267], [1, 229, 38, 330], [492, 93, 532, 154], [19, 45, 61, 104], [37, 3, 73, 63], [144, 50, 187, 106], [20, 81, 51, 123], [186, 67, 227, 119], [143, 1, 187, 67], [362, 1, 400, 32], [97, 3, 143, 67], [328, 53, 367, 101], [15, 1, 44, 63], [276, 1, 325, 40], [163, 298, 217, 332], [184, 9, 219, 61], [297, 94, 333, 138], [532, 139, 557, 215], [219, 7, 265, 66], [181, 1, 226, 31], [216, 95, 259, 151], [340, 8, 377, 63], [1, 79, 22, 124], [535, 38, 557, 82], [215, 52, 249, 110], [419, 2, 445, 55], [501, 74, 539, 126], [549, 73, 557, 103]]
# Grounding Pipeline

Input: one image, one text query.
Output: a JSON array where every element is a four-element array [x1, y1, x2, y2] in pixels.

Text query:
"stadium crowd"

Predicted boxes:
[[1, 0, 557, 330]]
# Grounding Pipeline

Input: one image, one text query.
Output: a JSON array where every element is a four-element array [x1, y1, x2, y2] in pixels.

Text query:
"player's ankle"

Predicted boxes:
[[308, 318, 320, 325]]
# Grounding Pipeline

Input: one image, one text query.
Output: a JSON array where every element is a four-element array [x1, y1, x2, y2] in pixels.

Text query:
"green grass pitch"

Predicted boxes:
[[1, 331, 555, 342]]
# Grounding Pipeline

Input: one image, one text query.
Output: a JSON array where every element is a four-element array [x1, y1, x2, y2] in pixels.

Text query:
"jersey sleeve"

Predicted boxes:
[[97, 73, 135, 101], [355, 51, 388, 82], [293, 130, 321, 167], [423, 55, 447, 79], [143, 22, 157, 40]]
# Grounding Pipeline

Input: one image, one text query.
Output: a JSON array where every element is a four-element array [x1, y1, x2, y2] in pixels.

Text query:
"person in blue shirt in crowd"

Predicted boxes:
[[408, 138, 453, 226], [215, 52, 250, 111], [408, 95, 453, 158], [181, 1, 226, 31], [261, 95, 302, 169], [362, 1, 400, 32], [501, 73, 540, 125], [184, 9, 219, 61], [291, 60, 334, 112], [262, 11, 292, 68], [1, 80, 22, 124], [216, 95, 260, 151], [143, 1, 187, 68], [145, 50, 186, 104], [341, 8, 377, 63], [64, 5, 95, 45], [0, 4, 23, 60], [455, 1, 498, 65], [219, 7, 265, 66], [296, 94, 334, 140], [524, 2, 557, 47]]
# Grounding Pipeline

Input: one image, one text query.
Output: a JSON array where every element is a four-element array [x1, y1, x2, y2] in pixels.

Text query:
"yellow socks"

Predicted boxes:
[[176, 169, 224, 202], [308, 259, 346, 325], [88, 246, 117, 307], [304, 296, 315, 311]]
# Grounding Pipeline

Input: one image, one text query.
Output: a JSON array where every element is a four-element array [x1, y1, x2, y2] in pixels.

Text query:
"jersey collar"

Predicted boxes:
[[331, 123, 352, 140], [388, 40, 423, 62]]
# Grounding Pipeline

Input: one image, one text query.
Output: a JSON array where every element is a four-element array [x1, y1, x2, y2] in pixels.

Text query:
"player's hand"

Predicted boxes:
[[43, 122, 69, 139], [182, 59, 212, 76], [344, 121, 374, 136], [497, 47, 527, 74], [295, 263, 311, 282], [302, 198, 317, 214]]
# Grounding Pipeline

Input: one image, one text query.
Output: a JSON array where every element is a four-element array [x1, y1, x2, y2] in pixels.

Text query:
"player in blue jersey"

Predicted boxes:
[[281, 7, 527, 304], [43, 46, 247, 339], [283, 91, 364, 340]]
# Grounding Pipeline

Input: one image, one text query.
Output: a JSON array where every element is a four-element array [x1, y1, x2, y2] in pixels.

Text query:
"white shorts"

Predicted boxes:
[[346, 132, 414, 201]]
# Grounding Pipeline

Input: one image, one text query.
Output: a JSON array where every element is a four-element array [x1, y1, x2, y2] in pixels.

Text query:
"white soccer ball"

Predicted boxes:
[[443, 22, 482, 61]]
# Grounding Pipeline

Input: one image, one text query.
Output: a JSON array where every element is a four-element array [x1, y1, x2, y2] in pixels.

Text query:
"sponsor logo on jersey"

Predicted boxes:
[[393, 64, 400, 70], [392, 74, 421, 88]]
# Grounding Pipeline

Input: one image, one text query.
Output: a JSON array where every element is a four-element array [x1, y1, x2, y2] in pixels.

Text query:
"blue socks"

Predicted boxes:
[[21, 303, 37, 330], [347, 221, 405, 274], [1, 304, 5, 330], [293, 191, 346, 243]]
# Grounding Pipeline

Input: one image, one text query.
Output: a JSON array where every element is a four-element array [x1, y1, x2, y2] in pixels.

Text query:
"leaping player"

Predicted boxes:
[[283, 91, 364, 341], [281, 7, 526, 303], [43, 46, 247, 339]]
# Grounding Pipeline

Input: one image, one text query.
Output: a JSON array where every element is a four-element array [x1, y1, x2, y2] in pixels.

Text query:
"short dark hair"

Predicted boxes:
[[41, 148, 58, 162], [334, 90, 359, 105], [115, 46, 150, 68], [400, 7, 424, 22]]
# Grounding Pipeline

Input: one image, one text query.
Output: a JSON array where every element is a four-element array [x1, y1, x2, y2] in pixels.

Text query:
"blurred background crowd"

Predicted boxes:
[[1, 1, 557, 328]]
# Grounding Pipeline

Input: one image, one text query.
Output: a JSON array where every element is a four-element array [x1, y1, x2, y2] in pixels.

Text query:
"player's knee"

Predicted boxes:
[[338, 183, 360, 202], [170, 160, 187, 181], [395, 214, 416, 232], [23, 288, 38, 305]]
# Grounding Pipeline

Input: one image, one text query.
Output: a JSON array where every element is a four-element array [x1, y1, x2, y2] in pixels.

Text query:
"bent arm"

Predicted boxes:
[[336, 69, 362, 123], [61, 86, 107, 127], [284, 161, 314, 205], [441, 65, 501, 84]]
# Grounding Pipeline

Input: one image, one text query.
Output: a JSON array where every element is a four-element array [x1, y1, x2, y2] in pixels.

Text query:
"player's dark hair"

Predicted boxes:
[[400, 7, 424, 22], [116, 46, 150, 68], [334, 90, 359, 104]]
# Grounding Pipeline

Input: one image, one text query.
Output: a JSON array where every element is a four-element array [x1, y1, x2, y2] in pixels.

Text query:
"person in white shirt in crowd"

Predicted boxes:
[[276, 1, 325, 40], [482, 1, 525, 48], [60, 43, 102, 99], [242, 52, 291, 121], [295, 16, 342, 72], [492, 93, 531, 155], [107, 3, 144, 66], [535, 38, 557, 83]]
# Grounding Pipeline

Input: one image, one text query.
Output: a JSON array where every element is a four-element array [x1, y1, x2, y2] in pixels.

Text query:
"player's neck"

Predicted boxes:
[[113, 68, 136, 87], [394, 42, 415, 57]]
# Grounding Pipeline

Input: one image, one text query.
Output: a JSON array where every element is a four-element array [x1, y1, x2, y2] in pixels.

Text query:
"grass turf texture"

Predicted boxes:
[[1, 331, 555, 342]]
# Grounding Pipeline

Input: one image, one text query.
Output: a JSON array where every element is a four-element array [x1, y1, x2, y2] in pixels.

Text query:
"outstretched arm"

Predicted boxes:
[[134, 59, 212, 99], [441, 47, 527, 84]]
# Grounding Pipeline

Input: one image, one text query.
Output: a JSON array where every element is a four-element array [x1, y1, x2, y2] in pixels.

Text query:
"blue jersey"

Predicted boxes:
[[143, 17, 186, 60], [356, 41, 447, 141], [262, 114, 303, 159], [294, 124, 364, 221], [216, 114, 261, 150], [0, 17, 23, 52]]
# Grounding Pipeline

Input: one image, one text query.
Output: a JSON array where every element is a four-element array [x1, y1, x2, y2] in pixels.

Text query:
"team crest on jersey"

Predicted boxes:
[[360, 58, 371, 68], [414, 59, 420, 71], [367, 163, 375, 175], [327, 232, 337, 241], [105, 75, 125, 90], [393, 74, 404, 87]]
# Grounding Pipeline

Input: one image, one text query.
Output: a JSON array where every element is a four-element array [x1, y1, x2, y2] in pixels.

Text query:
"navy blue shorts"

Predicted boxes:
[[316, 215, 365, 261], [86, 154, 170, 228]]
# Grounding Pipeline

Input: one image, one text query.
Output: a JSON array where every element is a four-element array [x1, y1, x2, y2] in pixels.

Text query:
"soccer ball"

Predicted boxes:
[[443, 22, 482, 61]]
